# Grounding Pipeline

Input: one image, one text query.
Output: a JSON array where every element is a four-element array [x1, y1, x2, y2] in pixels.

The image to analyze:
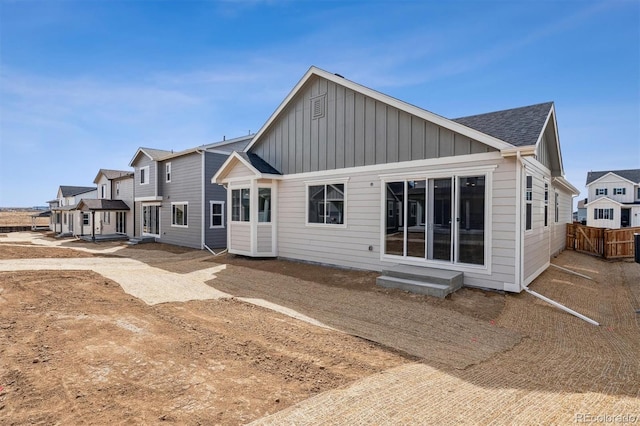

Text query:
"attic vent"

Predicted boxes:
[[311, 94, 326, 120]]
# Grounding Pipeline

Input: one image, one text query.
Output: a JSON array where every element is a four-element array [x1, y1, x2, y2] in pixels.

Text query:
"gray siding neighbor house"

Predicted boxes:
[[129, 135, 252, 249], [213, 66, 579, 294]]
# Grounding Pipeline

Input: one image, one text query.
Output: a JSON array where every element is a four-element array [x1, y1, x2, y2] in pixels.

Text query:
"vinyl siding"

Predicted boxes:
[[133, 156, 157, 198], [204, 152, 229, 248], [276, 154, 516, 291], [229, 222, 251, 253], [257, 224, 272, 253], [158, 153, 203, 249], [113, 177, 134, 237], [225, 160, 256, 180], [588, 175, 635, 204], [522, 158, 552, 283], [550, 186, 572, 256], [250, 75, 496, 175]]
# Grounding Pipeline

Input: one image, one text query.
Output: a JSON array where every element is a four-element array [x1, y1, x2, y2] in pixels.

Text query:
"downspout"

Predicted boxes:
[[200, 149, 205, 250], [516, 150, 599, 326]]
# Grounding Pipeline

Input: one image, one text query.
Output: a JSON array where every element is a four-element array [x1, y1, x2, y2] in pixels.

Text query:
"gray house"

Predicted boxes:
[[129, 135, 252, 249], [214, 66, 579, 295]]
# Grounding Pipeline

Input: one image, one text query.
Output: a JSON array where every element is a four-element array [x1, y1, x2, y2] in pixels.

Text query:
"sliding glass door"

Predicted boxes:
[[384, 174, 486, 266]]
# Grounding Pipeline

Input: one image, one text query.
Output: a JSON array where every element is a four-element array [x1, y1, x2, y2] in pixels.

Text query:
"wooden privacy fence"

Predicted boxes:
[[566, 223, 640, 259]]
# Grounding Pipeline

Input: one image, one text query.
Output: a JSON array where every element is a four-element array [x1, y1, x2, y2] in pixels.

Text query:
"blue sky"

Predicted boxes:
[[0, 0, 638, 207]]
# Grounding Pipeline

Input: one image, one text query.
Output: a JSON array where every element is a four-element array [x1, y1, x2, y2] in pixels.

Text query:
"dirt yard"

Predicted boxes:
[[1, 236, 639, 424], [0, 211, 49, 227]]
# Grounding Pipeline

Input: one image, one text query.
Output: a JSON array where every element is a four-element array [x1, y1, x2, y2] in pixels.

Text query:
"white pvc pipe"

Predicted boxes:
[[525, 288, 599, 326], [549, 263, 593, 280]]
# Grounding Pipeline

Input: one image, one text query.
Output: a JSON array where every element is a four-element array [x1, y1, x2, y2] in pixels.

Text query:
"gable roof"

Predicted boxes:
[[586, 169, 640, 185], [452, 102, 554, 147], [59, 186, 96, 197], [237, 152, 281, 175], [76, 199, 130, 211], [129, 147, 173, 166], [245, 66, 514, 153], [94, 169, 133, 184]]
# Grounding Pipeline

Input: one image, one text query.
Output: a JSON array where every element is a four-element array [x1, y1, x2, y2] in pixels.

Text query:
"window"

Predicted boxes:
[[102, 211, 110, 224], [613, 188, 625, 195], [638, 188, 640, 199], [101, 184, 106, 199], [387, 200, 394, 218], [231, 189, 250, 222], [555, 192, 559, 223], [140, 166, 149, 185], [142, 205, 160, 235], [63, 213, 67, 224], [594, 208, 614, 220], [258, 188, 271, 223], [210, 201, 224, 228], [544, 182, 549, 227], [116, 181, 120, 196], [55, 213, 61, 224], [595, 188, 607, 196], [525, 175, 532, 231], [171, 203, 188, 227], [166, 162, 171, 183], [308, 183, 345, 225], [83, 213, 90, 225]]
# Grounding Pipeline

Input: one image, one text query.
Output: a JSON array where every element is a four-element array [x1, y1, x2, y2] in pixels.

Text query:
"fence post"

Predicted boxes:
[[635, 233, 640, 264]]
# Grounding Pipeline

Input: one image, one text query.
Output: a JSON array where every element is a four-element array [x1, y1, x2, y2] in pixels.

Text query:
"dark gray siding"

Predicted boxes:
[[159, 153, 203, 249], [204, 152, 229, 249], [250, 75, 495, 174], [537, 119, 561, 177]]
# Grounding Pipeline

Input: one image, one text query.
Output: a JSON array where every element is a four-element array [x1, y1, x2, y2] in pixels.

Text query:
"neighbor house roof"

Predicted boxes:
[[452, 102, 553, 147], [59, 186, 96, 197], [586, 169, 640, 185], [129, 147, 173, 166], [76, 199, 130, 211], [94, 169, 133, 184]]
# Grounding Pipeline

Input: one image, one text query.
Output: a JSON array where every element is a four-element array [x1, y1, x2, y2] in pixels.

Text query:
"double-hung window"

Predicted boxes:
[[525, 175, 533, 231], [544, 182, 549, 227], [595, 188, 607, 196], [555, 192, 559, 223], [258, 188, 272, 223], [613, 188, 625, 195], [171, 203, 188, 227], [210, 201, 224, 228], [140, 166, 149, 185], [166, 163, 171, 183], [307, 183, 345, 225], [594, 208, 614, 220]]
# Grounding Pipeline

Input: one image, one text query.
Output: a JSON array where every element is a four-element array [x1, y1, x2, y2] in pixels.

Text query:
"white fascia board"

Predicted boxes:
[[128, 148, 154, 167], [245, 66, 513, 153], [588, 171, 638, 187], [584, 197, 623, 207], [552, 176, 580, 196], [211, 152, 262, 184]]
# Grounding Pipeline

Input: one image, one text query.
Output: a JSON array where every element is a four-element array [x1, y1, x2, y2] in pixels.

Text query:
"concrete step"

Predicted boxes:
[[377, 265, 463, 298], [376, 276, 457, 298], [381, 265, 463, 288], [127, 236, 155, 245]]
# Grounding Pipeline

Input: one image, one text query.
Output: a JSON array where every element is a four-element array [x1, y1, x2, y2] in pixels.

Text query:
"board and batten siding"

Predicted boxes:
[[535, 118, 561, 177], [158, 153, 203, 249], [276, 154, 517, 291], [250, 75, 496, 175]]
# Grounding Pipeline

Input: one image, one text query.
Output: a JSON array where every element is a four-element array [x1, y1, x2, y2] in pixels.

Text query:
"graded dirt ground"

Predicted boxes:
[[0, 211, 49, 227], [1, 238, 638, 424]]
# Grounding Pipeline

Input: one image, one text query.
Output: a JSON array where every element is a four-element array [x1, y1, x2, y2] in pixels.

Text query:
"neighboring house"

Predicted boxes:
[[129, 135, 252, 249], [73, 169, 134, 239], [585, 169, 640, 229], [49, 186, 97, 235], [213, 66, 579, 294], [576, 198, 587, 224]]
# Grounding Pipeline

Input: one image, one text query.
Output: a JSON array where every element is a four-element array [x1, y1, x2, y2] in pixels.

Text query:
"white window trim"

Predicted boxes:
[[543, 180, 549, 228], [378, 168, 493, 275], [171, 202, 189, 228], [210, 200, 225, 229], [140, 166, 150, 185], [230, 187, 251, 223], [116, 181, 120, 196], [166, 162, 172, 183], [525, 174, 533, 232], [141, 203, 161, 237], [304, 177, 349, 228]]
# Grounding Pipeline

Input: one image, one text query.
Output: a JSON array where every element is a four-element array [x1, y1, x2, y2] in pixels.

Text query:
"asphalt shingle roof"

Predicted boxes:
[[452, 102, 553, 147], [60, 186, 96, 197], [100, 169, 133, 180], [77, 199, 131, 211], [586, 169, 640, 185], [238, 152, 281, 175]]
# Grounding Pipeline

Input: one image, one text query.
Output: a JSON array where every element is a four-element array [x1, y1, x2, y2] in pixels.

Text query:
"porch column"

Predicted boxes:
[[91, 211, 96, 242]]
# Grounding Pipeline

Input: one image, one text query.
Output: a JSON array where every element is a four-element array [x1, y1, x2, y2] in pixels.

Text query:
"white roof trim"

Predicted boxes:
[[584, 196, 624, 207], [552, 176, 580, 196], [588, 171, 638, 187], [128, 148, 155, 167], [212, 152, 260, 183], [244, 66, 513, 153]]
